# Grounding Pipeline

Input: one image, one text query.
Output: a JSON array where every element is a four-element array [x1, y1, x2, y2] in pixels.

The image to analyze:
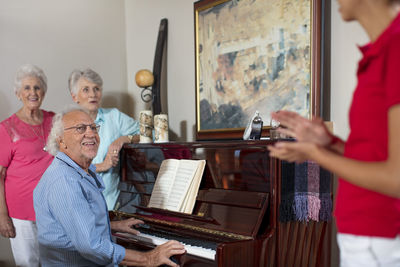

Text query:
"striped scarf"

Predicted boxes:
[[279, 161, 332, 222]]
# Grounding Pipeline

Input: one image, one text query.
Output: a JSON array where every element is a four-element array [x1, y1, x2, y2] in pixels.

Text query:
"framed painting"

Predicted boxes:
[[194, 0, 330, 140]]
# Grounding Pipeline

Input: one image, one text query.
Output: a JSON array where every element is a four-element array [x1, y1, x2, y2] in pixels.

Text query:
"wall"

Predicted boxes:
[[124, 0, 196, 141], [330, 1, 368, 139], [0, 0, 129, 119]]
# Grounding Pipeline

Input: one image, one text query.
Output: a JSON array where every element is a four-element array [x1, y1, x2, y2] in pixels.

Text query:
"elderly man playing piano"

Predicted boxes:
[[33, 108, 185, 266]]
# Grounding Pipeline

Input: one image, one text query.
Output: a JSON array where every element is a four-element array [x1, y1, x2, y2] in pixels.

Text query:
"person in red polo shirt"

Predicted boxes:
[[268, 0, 400, 265]]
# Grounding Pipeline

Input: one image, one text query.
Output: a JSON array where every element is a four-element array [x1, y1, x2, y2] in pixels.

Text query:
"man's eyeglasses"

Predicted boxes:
[[64, 124, 100, 134]]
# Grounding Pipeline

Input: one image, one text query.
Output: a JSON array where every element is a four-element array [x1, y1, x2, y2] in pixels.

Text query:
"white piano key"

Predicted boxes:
[[115, 232, 216, 260]]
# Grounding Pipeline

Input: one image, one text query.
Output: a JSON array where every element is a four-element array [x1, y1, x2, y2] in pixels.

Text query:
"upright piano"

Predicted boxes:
[[110, 141, 332, 266]]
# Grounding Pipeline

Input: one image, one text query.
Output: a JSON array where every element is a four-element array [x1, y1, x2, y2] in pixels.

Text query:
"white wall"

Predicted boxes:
[[125, 0, 196, 140], [0, 0, 129, 119], [330, 1, 368, 139]]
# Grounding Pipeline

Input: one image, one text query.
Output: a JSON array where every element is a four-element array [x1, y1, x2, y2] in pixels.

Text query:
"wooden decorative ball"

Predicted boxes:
[[135, 69, 154, 88]]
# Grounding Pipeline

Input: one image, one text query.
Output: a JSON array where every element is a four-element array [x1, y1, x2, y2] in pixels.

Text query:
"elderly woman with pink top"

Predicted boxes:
[[0, 64, 54, 267]]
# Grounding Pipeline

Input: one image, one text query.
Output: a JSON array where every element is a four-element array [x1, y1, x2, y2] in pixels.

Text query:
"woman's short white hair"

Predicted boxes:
[[14, 64, 47, 94], [68, 68, 103, 95], [46, 105, 88, 156]]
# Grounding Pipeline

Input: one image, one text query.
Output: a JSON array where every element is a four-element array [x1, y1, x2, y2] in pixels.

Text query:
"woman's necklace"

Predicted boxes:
[[29, 123, 47, 151], [19, 110, 47, 151]]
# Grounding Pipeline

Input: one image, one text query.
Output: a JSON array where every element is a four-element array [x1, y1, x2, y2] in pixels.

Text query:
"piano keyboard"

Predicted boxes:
[[115, 231, 216, 260]]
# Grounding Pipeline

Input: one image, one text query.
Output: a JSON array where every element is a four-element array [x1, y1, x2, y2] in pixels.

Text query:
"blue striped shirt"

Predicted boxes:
[[33, 152, 125, 266]]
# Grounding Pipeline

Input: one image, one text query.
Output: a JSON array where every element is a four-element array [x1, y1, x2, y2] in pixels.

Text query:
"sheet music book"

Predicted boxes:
[[148, 159, 206, 214]]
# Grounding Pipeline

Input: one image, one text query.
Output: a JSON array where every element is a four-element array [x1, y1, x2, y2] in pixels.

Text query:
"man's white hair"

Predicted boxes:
[[46, 105, 89, 156]]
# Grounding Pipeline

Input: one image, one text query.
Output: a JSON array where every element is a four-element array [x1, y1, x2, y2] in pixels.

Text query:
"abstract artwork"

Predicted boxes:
[[194, 0, 328, 140]]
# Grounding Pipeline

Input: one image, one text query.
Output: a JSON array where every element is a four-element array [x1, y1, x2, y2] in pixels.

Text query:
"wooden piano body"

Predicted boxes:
[[112, 141, 332, 266]]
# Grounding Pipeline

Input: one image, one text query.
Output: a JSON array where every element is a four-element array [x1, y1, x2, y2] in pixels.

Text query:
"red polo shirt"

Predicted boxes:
[[335, 13, 400, 237]]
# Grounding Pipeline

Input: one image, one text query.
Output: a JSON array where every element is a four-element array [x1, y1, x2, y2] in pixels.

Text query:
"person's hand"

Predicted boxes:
[[121, 240, 185, 266], [96, 136, 133, 172], [103, 147, 119, 170], [111, 218, 144, 235], [271, 111, 333, 146], [0, 213, 15, 238], [145, 240, 186, 267], [100, 137, 127, 171], [267, 141, 318, 163], [108, 137, 125, 156]]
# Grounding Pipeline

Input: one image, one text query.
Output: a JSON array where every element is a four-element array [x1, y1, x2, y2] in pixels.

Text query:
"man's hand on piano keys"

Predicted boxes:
[[121, 240, 185, 267], [147, 240, 186, 267], [110, 218, 144, 235]]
